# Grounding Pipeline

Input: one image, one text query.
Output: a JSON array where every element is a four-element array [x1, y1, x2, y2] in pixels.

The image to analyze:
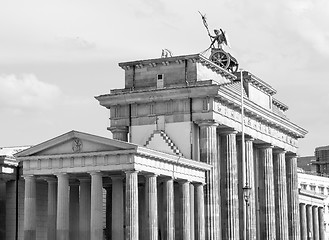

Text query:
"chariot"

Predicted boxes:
[[209, 48, 239, 74]]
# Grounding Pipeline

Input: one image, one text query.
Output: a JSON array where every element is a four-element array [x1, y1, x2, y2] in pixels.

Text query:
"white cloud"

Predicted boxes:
[[0, 74, 62, 112]]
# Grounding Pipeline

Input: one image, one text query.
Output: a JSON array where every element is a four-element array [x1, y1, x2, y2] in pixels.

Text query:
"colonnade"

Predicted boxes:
[[299, 203, 325, 240], [23, 171, 206, 240], [196, 120, 301, 240]]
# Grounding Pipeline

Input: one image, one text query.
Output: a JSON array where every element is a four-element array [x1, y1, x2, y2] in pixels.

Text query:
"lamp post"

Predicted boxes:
[[240, 69, 251, 240]]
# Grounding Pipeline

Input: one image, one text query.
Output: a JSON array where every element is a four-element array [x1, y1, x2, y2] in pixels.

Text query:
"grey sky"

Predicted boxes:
[[0, 0, 328, 156]]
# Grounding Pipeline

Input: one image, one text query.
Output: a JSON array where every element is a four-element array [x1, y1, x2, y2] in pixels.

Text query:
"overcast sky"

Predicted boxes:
[[0, 0, 328, 156]]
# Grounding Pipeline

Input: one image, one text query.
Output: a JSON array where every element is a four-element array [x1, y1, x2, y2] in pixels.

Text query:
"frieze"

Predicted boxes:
[[214, 99, 298, 147]]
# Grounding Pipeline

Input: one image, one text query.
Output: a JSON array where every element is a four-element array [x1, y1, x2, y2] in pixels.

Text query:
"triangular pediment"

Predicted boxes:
[[144, 130, 183, 157], [15, 130, 137, 158]]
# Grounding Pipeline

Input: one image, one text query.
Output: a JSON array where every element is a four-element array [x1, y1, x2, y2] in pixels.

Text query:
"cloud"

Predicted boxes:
[[53, 36, 96, 51], [0, 74, 62, 113]]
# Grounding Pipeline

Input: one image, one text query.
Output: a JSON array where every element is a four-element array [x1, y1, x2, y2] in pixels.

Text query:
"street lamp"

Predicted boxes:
[[240, 69, 251, 240]]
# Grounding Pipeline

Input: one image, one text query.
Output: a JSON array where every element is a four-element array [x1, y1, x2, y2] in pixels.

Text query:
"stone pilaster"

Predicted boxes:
[[313, 206, 319, 240], [286, 154, 301, 240], [221, 129, 239, 240], [163, 177, 174, 240], [109, 126, 129, 142], [306, 204, 313, 240], [47, 178, 57, 240], [181, 180, 191, 240], [69, 183, 79, 240], [24, 175, 36, 240], [125, 170, 139, 240], [198, 120, 219, 240], [273, 149, 289, 240], [145, 174, 158, 240], [56, 173, 70, 240], [90, 171, 103, 240], [300, 203, 307, 240], [79, 178, 91, 240], [258, 144, 276, 240], [112, 175, 124, 240], [194, 183, 205, 240], [318, 207, 325, 240]]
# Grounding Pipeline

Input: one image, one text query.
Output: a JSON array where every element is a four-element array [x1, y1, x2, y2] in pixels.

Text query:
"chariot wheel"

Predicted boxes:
[[210, 50, 230, 69]]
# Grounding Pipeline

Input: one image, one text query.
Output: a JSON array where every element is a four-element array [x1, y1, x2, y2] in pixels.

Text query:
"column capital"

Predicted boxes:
[[144, 173, 158, 178], [218, 128, 238, 135], [195, 119, 219, 127], [192, 182, 205, 187], [273, 148, 286, 154], [108, 126, 128, 133], [89, 171, 103, 177], [177, 179, 190, 184], [42, 176, 57, 183], [257, 143, 274, 149], [78, 177, 91, 183], [286, 152, 297, 159], [124, 170, 139, 175], [23, 174, 35, 180], [110, 174, 124, 180], [55, 172, 69, 178], [236, 134, 254, 141]]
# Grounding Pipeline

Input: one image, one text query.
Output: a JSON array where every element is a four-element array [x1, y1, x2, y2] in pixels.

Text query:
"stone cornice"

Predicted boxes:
[[217, 85, 307, 138], [272, 98, 288, 111], [118, 53, 236, 81], [236, 71, 277, 95], [96, 83, 221, 107]]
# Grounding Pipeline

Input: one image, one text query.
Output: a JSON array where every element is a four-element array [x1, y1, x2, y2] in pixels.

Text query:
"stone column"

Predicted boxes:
[[79, 178, 91, 240], [24, 175, 36, 240], [221, 130, 239, 240], [194, 183, 205, 240], [112, 175, 124, 240], [47, 178, 57, 240], [258, 144, 276, 240], [109, 126, 129, 142], [198, 120, 219, 240], [69, 183, 79, 240], [318, 207, 325, 240], [163, 177, 174, 240], [245, 137, 256, 240], [145, 174, 158, 240], [313, 206, 319, 240], [306, 204, 313, 240], [90, 171, 103, 240], [0, 180, 6, 240], [105, 185, 112, 240], [139, 183, 146, 240], [286, 154, 301, 240], [190, 184, 195, 240], [56, 173, 70, 240], [273, 149, 289, 240], [181, 180, 191, 240], [300, 203, 307, 240], [125, 170, 139, 240]]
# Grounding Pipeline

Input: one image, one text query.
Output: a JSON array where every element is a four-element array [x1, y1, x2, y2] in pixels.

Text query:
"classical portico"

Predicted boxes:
[[15, 131, 211, 240]]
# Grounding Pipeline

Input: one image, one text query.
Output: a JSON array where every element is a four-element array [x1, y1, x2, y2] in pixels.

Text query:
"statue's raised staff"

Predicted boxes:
[[199, 11, 238, 73]]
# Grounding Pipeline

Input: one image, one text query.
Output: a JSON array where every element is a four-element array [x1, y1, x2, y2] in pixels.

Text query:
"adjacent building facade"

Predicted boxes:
[[3, 53, 308, 240]]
